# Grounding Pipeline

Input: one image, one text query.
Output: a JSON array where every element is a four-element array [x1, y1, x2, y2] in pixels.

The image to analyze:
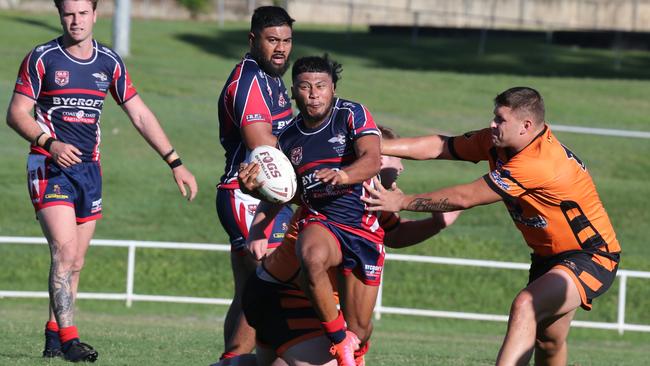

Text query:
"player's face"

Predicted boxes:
[[59, 0, 96, 44], [379, 155, 403, 189], [292, 72, 335, 126], [250, 25, 293, 77], [490, 105, 525, 148]]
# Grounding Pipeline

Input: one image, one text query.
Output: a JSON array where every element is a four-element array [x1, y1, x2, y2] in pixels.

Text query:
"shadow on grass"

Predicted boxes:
[[176, 28, 650, 80], [4, 14, 61, 34]]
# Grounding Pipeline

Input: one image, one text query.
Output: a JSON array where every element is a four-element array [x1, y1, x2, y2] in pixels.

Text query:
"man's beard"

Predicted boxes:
[[251, 47, 289, 77]]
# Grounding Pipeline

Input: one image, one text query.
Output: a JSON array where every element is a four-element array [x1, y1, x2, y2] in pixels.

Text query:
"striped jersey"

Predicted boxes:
[[217, 53, 293, 189], [277, 97, 384, 244], [449, 126, 621, 257], [14, 37, 137, 162]]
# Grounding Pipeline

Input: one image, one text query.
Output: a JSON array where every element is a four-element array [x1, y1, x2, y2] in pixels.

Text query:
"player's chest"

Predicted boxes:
[[284, 127, 354, 167], [43, 58, 112, 94]]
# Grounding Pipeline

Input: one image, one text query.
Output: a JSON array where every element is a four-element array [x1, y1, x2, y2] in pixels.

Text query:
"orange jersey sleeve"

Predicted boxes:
[[448, 128, 494, 163]]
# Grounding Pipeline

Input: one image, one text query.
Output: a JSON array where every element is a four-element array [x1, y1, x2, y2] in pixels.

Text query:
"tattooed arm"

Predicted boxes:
[[362, 176, 501, 213]]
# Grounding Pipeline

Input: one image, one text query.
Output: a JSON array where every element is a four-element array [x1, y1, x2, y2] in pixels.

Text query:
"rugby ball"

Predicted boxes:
[[249, 145, 297, 204]]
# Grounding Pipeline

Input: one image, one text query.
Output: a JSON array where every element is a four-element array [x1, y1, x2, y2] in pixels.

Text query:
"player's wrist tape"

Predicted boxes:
[[33, 132, 46, 146], [163, 148, 175, 161], [168, 158, 182, 169], [43, 137, 56, 152]]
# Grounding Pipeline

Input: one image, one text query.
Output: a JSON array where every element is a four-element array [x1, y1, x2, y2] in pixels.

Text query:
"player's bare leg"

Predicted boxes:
[[496, 269, 581, 366], [222, 252, 258, 357], [297, 224, 342, 323], [282, 336, 337, 366], [339, 272, 379, 343], [534, 308, 575, 366], [39, 206, 86, 328], [38, 206, 98, 361]]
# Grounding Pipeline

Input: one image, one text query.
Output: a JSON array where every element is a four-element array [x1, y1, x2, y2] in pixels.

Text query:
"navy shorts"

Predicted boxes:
[[216, 187, 293, 253], [27, 154, 102, 223], [300, 218, 385, 286], [529, 250, 620, 310], [243, 273, 324, 356]]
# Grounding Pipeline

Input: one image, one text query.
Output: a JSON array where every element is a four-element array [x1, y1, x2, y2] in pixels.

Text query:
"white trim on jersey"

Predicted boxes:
[[56, 39, 99, 65]]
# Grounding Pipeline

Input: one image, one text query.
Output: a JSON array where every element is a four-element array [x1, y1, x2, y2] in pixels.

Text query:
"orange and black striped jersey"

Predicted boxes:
[[261, 207, 399, 286], [448, 126, 620, 257]]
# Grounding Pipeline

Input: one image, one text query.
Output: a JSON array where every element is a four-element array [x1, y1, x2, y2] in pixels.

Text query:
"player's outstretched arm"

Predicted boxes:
[[246, 201, 283, 260], [384, 211, 462, 249], [382, 134, 453, 160], [362, 176, 501, 213], [7, 93, 82, 167], [121, 95, 197, 201]]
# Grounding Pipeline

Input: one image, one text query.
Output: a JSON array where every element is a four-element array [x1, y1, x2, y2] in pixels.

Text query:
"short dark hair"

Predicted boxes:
[[494, 87, 545, 125], [54, 0, 98, 12], [250, 6, 294, 36], [378, 125, 399, 140], [292, 54, 343, 87]]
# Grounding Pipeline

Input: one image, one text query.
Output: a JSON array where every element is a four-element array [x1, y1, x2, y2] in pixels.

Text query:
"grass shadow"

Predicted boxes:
[[176, 28, 650, 80]]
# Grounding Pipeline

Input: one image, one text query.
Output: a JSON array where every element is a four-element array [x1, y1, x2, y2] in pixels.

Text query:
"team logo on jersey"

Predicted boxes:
[[91, 198, 102, 214], [55, 70, 69, 86], [45, 184, 69, 200], [328, 133, 346, 145], [247, 204, 258, 216], [246, 113, 265, 122], [489, 170, 510, 190], [36, 44, 52, 53], [278, 93, 287, 107], [16, 76, 23, 86], [92, 72, 108, 81], [290, 147, 303, 165]]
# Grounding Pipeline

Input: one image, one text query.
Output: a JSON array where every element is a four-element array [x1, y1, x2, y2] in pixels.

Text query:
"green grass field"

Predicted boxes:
[[1, 10, 649, 365]]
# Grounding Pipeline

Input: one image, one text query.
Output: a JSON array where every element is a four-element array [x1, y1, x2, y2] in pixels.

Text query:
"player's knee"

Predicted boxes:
[[535, 336, 565, 357], [70, 256, 85, 273], [510, 291, 535, 318]]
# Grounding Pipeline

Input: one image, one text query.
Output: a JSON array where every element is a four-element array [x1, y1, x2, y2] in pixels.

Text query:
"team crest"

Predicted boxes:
[[278, 93, 287, 107], [247, 204, 258, 216], [55, 70, 69, 86], [290, 147, 303, 165]]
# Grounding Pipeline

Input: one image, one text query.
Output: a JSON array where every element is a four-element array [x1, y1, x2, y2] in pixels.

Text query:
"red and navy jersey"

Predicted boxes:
[[13, 37, 137, 162], [217, 54, 293, 188], [277, 98, 384, 244]]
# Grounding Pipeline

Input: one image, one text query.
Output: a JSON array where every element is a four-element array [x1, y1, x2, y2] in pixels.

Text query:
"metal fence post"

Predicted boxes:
[[126, 243, 136, 307], [617, 271, 627, 335]]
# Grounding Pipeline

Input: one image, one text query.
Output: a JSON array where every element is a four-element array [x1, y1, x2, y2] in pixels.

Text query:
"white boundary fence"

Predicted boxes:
[[2, 236, 649, 335]]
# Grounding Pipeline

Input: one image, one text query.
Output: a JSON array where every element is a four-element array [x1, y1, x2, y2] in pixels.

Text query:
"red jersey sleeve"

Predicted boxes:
[[109, 53, 138, 105], [14, 50, 45, 100]]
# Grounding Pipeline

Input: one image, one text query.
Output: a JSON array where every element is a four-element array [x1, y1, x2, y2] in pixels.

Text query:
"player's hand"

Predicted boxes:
[[361, 177, 406, 212], [247, 237, 269, 261], [315, 168, 349, 185], [49, 141, 82, 168], [171, 165, 198, 201], [237, 162, 263, 195]]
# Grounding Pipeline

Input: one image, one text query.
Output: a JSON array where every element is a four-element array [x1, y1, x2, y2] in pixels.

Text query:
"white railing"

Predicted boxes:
[[2, 236, 649, 335]]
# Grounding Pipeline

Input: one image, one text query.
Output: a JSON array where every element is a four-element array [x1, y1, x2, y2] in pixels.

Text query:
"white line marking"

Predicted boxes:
[[551, 124, 650, 139]]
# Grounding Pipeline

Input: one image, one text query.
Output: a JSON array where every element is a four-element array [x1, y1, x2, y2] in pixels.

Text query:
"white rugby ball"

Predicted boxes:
[[249, 145, 297, 204]]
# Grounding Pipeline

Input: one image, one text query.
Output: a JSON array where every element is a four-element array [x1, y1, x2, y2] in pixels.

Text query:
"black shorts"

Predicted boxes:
[[242, 274, 324, 355], [529, 250, 620, 310]]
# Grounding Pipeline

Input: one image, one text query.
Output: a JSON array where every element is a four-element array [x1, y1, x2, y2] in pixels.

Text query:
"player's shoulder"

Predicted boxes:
[[94, 41, 122, 62], [335, 98, 365, 112], [27, 38, 59, 59]]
